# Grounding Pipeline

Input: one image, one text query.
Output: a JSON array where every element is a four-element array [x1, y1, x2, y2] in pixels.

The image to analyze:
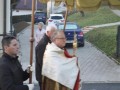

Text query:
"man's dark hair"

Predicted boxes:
[[2, 35, 16, 49]]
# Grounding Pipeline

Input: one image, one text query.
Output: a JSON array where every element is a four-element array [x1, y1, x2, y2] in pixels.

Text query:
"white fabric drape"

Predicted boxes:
[[42, 43, 79, 89]]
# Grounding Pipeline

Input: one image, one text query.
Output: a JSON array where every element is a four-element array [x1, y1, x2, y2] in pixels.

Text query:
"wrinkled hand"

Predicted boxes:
[[27, 84, 34, 90], [29, 37, 34, 42], [72, 55, 76, 57], [26, 65, 33, 73]]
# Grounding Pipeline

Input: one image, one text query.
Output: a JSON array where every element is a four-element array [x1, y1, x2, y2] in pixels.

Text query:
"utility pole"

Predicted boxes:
[[6, 0, 11, 35], [24, 0, 27, 6], [36, 0, 37, 11], [0, 0, 4, 35], [10, 1, 13, 35], [51, 0, 52, 14]]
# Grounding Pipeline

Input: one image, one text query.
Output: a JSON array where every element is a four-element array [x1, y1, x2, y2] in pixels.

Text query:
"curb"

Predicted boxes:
[[82, 81, 120, 83]]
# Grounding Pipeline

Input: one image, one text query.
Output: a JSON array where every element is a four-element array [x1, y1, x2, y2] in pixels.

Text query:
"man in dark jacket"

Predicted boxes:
[[0, 36, 34, 90], [35, 24, 57, 90]]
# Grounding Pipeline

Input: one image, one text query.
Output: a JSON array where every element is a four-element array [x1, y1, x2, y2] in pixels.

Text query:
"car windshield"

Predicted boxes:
[[51, 16, 63, 19], [35, 12, 45, 17], [59, 24, 78, 30]]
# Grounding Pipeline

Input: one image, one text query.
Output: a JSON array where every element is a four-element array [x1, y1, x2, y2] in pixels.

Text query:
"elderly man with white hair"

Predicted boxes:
[[35, 23, 57, 90]]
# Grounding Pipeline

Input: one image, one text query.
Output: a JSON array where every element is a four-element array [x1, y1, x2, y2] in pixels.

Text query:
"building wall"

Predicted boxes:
[[15, 0, 47, 11], [6, 0, 11, 34], [0, 0, 4, 53], [0, 0, 4, 35]]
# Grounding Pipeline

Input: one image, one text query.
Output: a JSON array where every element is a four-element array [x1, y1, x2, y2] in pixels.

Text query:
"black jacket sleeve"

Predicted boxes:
[[0, 64, 29, 90], [35, 41, 46, 81], [23, 70, 30, 81]]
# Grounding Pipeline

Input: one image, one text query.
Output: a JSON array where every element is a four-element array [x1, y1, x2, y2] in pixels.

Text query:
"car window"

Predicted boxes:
[[35, 12, 46, 17], [51, 16, 63, 19], [59, 24, 78, 30]]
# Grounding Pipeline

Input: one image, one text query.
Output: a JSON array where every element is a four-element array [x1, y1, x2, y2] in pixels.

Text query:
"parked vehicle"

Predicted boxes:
[[58, 22, 84, 47], [34, 11, 47, 24], [47, 14, 65, 25]]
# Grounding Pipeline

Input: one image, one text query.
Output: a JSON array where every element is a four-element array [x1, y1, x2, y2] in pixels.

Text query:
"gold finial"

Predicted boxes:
[[73, 32, 77, 56]]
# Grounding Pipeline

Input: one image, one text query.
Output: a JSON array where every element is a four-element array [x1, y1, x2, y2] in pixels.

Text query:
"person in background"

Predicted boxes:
[[35, 24, 57, 90], [35, 22, 45, 46], [42, 30, 80, 90], [0, 35, 34, 90]]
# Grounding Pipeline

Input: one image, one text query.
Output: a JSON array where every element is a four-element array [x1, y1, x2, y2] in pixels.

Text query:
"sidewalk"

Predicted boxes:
[[111, 10, 120, 17]]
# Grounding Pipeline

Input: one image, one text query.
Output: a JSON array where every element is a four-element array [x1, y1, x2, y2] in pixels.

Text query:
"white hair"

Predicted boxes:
[[50, 30, 63, 42], [46, 23, 57, 33], [38, 22, 44, 26]]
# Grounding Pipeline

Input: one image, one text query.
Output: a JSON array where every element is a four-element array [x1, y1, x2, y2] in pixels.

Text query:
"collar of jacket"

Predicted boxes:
[[44, 34, 51, 43], [2, 53, 19, 62]]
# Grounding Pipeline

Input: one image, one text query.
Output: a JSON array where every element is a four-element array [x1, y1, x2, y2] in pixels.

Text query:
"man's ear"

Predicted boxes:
[[4, 45, 8, 51]]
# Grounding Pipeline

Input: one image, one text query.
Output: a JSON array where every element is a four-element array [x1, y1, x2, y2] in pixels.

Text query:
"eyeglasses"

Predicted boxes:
[[56, 38, 66, 40]]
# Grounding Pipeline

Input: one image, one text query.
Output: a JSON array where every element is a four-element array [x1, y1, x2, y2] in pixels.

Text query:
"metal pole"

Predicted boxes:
[[36, 0, 37, 11], [63, 6, 68, 31], [6, 0, 11, 35], [51, 0, 52, 14], [29, 0, 35, 84], [10, 3, 12, 35], [4, 0, 6, 36]]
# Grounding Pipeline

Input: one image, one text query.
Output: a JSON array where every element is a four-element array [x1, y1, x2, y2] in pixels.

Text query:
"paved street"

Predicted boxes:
[[33, 83, 120, 90], [82, 83, 120, 90]]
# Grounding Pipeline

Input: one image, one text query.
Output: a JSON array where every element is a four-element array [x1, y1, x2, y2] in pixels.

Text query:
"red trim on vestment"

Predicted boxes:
[[64, 48, 80, 90], [64, 48, 73, 58]]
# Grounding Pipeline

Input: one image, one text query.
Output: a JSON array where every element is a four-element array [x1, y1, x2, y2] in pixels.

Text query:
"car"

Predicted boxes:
[[34, 11, 47, 24], [58, 22, 84, 47], [47, 14, 65, 25]]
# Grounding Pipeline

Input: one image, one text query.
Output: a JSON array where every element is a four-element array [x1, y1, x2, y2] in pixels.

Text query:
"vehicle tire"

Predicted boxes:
[[81, 43, 84, 47], [43, 21, 46, 24], [78, 43, 84, 47]]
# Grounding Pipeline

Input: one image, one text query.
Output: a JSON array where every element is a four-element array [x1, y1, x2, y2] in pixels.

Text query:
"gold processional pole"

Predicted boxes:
[[63, 3, 68, 31], [29, 0, 35, 84], [63, 1, 77, 55], [73, 32, 77, 56]]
